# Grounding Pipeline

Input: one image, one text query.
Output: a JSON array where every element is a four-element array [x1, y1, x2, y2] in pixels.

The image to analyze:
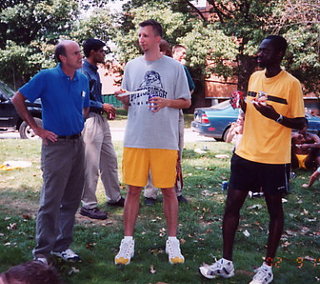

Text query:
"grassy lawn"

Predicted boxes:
[[0, 137, 319, 283]]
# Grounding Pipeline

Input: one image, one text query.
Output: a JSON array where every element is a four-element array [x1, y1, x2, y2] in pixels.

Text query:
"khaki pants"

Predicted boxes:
[[81, 113, 121, 209]]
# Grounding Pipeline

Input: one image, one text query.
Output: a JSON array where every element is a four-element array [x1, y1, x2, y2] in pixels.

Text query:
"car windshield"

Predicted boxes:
[[210, 100, 231, 110], [0, 81, 15, 98]]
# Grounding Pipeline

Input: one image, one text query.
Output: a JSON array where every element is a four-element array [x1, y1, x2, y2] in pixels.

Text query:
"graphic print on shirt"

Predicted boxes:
[[129, 70, 167, 108]]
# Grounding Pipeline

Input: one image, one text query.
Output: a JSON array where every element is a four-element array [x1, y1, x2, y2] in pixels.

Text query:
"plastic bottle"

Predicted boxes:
[[221, 181, 229, 191]]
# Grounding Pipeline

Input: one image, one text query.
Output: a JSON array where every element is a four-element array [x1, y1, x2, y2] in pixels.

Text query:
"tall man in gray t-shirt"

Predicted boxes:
[[115, 19, 191, 265]]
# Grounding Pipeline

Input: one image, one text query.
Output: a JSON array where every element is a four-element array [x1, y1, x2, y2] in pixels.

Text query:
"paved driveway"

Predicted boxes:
[[0, 127, 212, 142]]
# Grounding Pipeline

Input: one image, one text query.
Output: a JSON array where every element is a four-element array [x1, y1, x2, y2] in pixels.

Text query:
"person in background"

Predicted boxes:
[[225, 110, 245, 148], [302, 165, 320, 188], [80, 38, 124, 221], [12, 40, 89, 264], [291, 119, 320, 170], [173, 44, 195, 203], [143, 42, 195, 206], [159, 39, 173, 57], [114, 19, 191, 265], [172, 44, 195, 95], [299, 136, 320, 188], [0, 261, 60, 284], [199, 35, 305, 284]]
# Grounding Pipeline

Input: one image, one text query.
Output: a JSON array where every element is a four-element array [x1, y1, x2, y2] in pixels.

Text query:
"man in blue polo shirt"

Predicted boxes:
[[12, 40, 90, 264]]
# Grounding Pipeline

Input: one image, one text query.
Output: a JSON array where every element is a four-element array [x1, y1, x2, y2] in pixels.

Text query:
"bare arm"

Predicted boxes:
[[240, 98, 247, 113], [114, 89, 129, 111], [311, 134, 320, 144], [302, 170, 320, 188], [102, 103, 116, 116], [148, 97, 191, 112], [253, 102, 305, 130], [83, 106, 90, 118], [12, 92, 57, 142], [300, 134, 320, 150]]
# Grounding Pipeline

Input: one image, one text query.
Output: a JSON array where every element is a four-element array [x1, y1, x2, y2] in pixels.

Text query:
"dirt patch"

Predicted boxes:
[[75, 212, 121, 227], [0, 197, 121, 228], [0, 198, 39, 217]]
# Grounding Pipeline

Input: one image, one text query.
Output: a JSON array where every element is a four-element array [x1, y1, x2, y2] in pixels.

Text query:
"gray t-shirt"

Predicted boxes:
[[122, 55, 191, 150]]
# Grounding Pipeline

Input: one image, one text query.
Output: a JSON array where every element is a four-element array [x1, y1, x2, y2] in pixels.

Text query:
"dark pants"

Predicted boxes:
[[33, 137, 85, 257]]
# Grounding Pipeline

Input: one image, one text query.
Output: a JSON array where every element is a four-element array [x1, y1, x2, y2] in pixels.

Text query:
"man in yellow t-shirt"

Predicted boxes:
[[200, 35, 305, 284]]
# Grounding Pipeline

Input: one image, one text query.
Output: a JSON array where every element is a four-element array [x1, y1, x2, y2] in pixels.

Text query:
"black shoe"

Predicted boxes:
[[107, 197, 125, 207], [177, 195, 188, 203], [80, 207, 108, 220], [144, 197, 156, 206]]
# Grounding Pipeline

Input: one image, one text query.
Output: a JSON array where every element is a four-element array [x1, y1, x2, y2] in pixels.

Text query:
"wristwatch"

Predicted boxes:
[[276, 114, 283, 123]]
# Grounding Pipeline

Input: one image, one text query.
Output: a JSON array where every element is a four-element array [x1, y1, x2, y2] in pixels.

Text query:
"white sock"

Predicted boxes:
[[124, 236, 133, 241], [222, 257, 232, 263], [168, 236, 178, 241], [263, 262, 272, 269]]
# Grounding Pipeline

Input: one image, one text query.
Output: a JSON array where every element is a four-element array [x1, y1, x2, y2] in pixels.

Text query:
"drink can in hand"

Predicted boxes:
[[108, 112, 116, 120], [148, 94, 156, 111]]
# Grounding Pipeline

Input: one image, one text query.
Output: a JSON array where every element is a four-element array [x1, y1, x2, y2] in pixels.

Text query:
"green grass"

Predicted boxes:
[[0, 138, 319, 283]]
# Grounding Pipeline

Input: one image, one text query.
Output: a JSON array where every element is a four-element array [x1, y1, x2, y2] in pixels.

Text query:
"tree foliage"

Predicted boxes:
[[0, 0, 115, 89], [273, 0, 320, 95], [196, 0, 319, 93], [0, 0, 79, 88], [116, 1, 238, 85], [0, 0, 318, 97], [116, 0, 319, 95], [71, 6, 115, 44]]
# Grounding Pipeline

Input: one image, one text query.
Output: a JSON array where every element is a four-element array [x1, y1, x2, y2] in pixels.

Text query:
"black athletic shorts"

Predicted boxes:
[[229, 153, 290, 195]]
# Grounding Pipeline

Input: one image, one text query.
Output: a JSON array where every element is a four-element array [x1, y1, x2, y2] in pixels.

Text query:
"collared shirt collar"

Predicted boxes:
[[83, 60, 98, 72], [56, 63, 79, 81]]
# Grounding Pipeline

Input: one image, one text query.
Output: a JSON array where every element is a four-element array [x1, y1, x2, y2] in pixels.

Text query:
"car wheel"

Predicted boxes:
[[222, 127, 231, 142], [19, 118, 42, 139]]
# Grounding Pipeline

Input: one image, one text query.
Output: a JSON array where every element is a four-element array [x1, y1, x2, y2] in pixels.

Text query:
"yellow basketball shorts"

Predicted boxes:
[[122, 147, 178, 188], [296, 154, 308, 169]]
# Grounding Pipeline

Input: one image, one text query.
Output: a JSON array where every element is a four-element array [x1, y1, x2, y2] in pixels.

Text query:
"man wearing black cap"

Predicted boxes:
[[80, 39, 124, 220]]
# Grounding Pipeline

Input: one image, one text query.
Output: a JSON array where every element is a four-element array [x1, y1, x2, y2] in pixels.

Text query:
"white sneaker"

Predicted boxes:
[[249, 262, 273, 284], [51, 248, 81, 262], [199, 258, 235, 279], [114, 238, 135, 265], [165, 238, 185, 264]]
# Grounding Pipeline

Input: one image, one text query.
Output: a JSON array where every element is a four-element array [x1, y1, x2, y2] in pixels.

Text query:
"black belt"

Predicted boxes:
[[90, 109, 103, 115], [57, 133, 81, 139]]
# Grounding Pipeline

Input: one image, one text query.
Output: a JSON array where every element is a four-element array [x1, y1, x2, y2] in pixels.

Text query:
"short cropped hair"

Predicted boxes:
[[83, 38, 106, 58], [54, 43, 66, 63], [265, 35, 288, 55], [160, 39, 172, 57], [0, 261, 61, 284], [172, 44, 186, 54], [139, 19, 163, 38]]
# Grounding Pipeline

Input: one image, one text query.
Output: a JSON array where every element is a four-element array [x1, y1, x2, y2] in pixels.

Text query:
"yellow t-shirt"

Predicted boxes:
[[236, 70, 305, 164]]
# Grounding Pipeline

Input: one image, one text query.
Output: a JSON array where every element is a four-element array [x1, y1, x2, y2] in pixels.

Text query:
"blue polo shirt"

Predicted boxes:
[[81, 60, 103, 111], [19, 64, 89, 136]]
